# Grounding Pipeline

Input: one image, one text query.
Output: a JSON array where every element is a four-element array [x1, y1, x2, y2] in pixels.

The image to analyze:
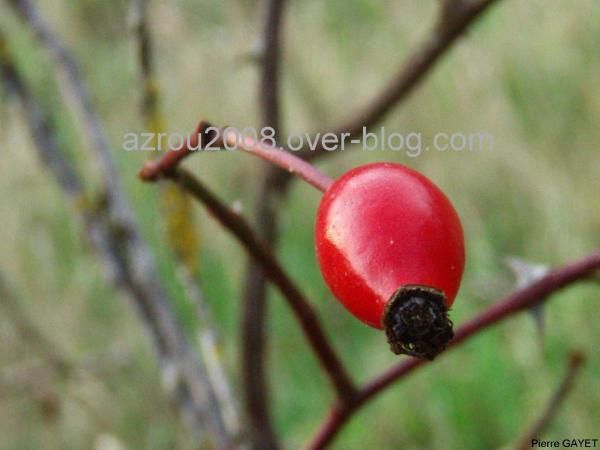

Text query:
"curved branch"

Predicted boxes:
[[139, 123, 332, 192], [299, 0, 501, 160], [306, 249, 600, 449], [225, 130, 332, 192], [157, 168, 357, 401], [138, 129, 345, 402]]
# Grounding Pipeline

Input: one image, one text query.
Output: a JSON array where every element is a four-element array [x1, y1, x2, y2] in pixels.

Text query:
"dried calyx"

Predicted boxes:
[[383, 285, 454, 360]]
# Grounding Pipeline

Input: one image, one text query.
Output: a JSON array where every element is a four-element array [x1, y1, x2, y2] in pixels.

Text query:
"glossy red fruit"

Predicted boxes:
[[315, 162, 465, 359]]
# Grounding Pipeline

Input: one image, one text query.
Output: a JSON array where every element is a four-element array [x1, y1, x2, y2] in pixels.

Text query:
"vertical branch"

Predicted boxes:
[[241, 1, 287, 449], [130, 0, 241, 442], [130, 0, 161, 131], [236, 3, 505, 441], [0, 11, 226, 444], [260, 0, 284, 131]]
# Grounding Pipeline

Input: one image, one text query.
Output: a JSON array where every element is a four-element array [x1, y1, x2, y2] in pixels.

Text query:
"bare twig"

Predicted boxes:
[[130, 0, 241, 442], [7, 0, 129, 222], [260, 0, 285, 133], [0, 25, 226, 444], [139, 128, 352, 401], [298, 0, 501, 160], [243, 0, 287, 446], [138, 120, 214, 180], [164, 168, 356, 401], [139, 129, 353, 395], [240, 185, 280, 450], [238, 3, 502, 444], [306, 249, 600, 449], [515, 351, 586, 450], [224, 131, 332, 191]]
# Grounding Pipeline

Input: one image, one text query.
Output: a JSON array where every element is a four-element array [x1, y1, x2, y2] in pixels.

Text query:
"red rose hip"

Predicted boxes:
[[315, 162, 465, 359]]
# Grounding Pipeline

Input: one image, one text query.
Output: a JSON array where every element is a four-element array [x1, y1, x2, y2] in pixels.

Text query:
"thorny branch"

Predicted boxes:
[[241, 2, 501, 444], [6, 0, 596, 449], [305, 249, 600, 449]]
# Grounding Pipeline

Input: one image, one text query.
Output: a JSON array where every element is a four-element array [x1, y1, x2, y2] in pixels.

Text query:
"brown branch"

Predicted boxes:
[[240, 186, 282, 450], [138, 124, 351, 401], [138, 121, 216, 180], [244, 0, 287, 445], [234, 4, 505, 441], [237, 4, 504, 442], [0, 24, 226, 444], [299, 0, 501, 160], [515, 351, 586, 450], [260, 0, 285, 132], [305, 249, 600, 449], [148, 168, 357, 401]]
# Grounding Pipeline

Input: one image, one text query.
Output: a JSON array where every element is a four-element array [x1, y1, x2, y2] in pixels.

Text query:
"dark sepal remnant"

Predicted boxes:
[[383, 285, 454, 360]]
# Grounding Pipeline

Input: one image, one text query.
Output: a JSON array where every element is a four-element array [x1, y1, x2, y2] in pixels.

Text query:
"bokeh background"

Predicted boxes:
[[1, 0, 599, 448]]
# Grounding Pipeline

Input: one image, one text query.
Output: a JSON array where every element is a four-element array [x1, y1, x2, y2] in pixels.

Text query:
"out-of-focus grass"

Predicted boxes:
[[1, 0, 599, 448]]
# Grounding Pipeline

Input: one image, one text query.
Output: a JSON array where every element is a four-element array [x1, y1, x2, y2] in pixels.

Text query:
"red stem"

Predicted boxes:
[[305, 248, 600, 449], [139, 121, 333, 192], [138, 121, 211, 181], [222, 130, 332, 192]]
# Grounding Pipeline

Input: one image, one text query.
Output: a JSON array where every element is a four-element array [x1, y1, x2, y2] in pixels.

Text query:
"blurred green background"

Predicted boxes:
[[1, 0, 599, 448]]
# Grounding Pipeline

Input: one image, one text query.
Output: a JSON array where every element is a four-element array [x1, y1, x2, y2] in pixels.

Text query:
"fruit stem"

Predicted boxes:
[[139, 121, 334, 193], [221, 129, 333, 193]]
